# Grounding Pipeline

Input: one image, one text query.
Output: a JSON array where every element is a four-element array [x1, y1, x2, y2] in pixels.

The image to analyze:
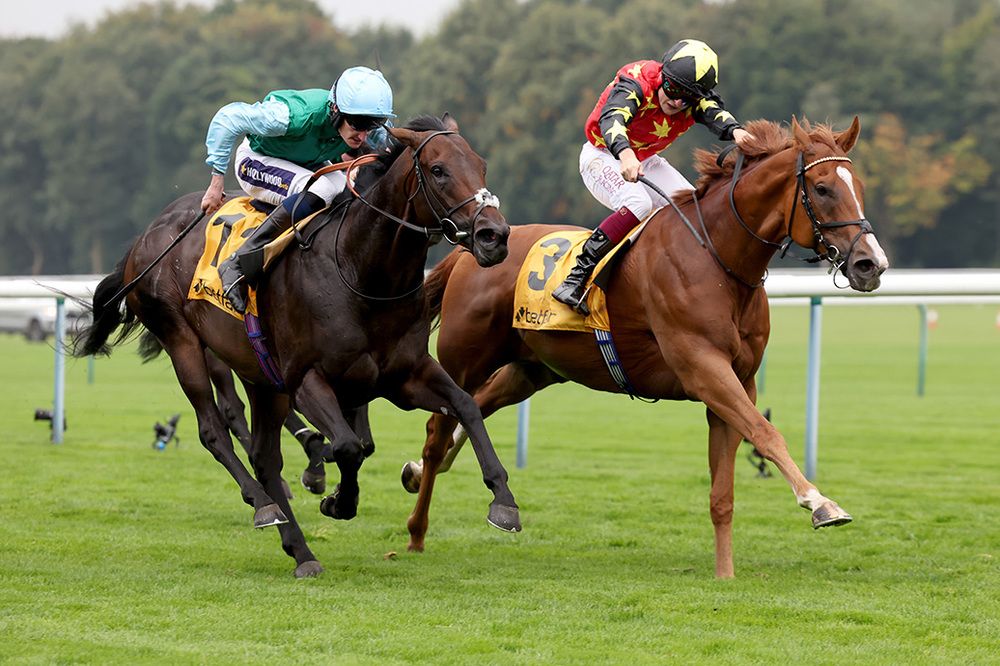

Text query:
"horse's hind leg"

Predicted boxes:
[[165, 335, 286, 528], [293, 369, 366, 521], [283, 411, 327, 495], [245, 385, 322, 578], [206, 351, 293, 500], [204, 350, 252, 453], [706, 408, 743, 578]]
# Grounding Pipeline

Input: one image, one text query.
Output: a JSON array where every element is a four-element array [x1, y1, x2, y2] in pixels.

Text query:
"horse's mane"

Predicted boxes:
[[677, 118, 841, 202], [332, 115, 450, 205]]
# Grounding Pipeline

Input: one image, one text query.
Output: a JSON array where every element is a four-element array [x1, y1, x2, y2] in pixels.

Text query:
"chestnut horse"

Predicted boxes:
[[402, 117, 889, 577], [74, 115, 520, 577]]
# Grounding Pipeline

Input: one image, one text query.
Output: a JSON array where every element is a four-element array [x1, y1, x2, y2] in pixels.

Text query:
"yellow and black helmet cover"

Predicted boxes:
[[661, 39, 719, 99]]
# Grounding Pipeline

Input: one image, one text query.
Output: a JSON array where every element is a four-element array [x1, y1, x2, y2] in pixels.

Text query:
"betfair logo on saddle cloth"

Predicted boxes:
[[188, 197, 323, 320], [513, 221, 649, 333]]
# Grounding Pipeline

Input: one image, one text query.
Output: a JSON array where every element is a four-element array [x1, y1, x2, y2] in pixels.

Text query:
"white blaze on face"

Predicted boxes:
[[836, 166, 889, 269]]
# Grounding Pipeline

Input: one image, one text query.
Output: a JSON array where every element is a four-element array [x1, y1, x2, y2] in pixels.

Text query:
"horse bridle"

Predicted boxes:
[[347, 129, 501, 247], [325, 129, 501, 302], [785, 152, 873, 267]]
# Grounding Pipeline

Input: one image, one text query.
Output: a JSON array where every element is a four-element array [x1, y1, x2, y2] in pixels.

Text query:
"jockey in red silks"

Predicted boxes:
[[553, 39, 756, 315], [201, 66, 396, 314]]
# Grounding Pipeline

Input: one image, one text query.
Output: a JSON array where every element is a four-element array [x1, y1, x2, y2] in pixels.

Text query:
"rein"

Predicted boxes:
[[639, 174, 765, 289], [648, 147, 874, 289]]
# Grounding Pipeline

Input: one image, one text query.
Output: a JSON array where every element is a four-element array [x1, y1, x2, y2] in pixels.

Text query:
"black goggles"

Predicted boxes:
[[661, 78, 701, 106], [342, 114, 387, 132]]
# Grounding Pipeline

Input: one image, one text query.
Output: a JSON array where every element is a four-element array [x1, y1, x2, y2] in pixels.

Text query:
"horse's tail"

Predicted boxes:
[[424, 249, 463, 328], [72, 253, 145, 358]]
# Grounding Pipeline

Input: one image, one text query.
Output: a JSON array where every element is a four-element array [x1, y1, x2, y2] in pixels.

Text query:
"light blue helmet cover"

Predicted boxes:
[[329, 66, 395, 118]]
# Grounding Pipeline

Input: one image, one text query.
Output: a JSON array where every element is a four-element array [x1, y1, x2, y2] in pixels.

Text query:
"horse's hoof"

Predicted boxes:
[[487, 504, 521, 533], [301, 466, 326, 495], [319, 484, 359, 521], [294, 560, 324, 578], [407, 541, 425, 553], [812, 501, 853, 529], [253, 503, 288, 529], [401, 461, 422, 494], [280, 477, 294, 500]]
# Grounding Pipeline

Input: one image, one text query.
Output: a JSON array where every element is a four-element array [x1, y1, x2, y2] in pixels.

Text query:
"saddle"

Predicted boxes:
[[187, 197, 325, 319], [512, 217, 651, 333]]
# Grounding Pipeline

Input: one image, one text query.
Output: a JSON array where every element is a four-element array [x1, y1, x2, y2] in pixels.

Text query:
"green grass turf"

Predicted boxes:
[[0, 304, 997, 664]]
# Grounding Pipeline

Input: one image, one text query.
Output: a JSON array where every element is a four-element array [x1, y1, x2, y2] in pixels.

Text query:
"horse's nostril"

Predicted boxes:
[[477, 229, 498, 245], [853, 259, 876, 277]]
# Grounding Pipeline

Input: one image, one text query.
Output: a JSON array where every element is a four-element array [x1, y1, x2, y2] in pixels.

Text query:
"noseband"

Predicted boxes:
[[348, 129, 501, 247]]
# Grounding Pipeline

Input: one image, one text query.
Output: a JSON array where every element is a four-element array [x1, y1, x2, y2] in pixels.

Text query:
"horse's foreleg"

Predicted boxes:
[[706, 408, 742, 579], [245, 386, 322, 578], [677, 352, 852, 531], [283, 411, 327, 495], [293, 369, 365, 521], [402, 360, 558, 489], [396, 356, 521, 552], [166, 337, 285, 528]]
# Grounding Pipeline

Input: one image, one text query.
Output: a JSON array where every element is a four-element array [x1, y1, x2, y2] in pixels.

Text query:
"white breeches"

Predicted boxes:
[[578, 141, 694, 219], [233, 138, 347, 206]]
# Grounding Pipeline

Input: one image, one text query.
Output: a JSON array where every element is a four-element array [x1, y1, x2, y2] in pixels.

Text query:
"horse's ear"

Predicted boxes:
[[835, 116, 861, 153], [441, 113, 459, 132], [791, 115, 811, 148], [388, 127, 420, 150]]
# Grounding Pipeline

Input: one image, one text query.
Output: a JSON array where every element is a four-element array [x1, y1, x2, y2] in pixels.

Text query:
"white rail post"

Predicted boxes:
[[804, 296, 823, 480], [516, 399, 530, 468], [52, 296, 66, 444], [917, 304, 929, 397]]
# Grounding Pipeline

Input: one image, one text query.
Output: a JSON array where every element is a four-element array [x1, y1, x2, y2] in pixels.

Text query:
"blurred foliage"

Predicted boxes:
[[0, 0, 997, 273]]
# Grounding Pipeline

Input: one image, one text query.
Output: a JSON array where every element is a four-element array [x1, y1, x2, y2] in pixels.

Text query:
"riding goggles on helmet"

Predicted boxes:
[[343, 114, 388, 132], [661, 77, 702, 107]]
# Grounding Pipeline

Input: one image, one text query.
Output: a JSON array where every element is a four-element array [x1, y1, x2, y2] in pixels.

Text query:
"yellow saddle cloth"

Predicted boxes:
[[187, 197, 324, 320], [512, 219, 649, 333]]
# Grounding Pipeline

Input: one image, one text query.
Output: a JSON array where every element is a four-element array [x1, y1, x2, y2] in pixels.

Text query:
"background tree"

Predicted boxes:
[[0, 0, 996, 273]]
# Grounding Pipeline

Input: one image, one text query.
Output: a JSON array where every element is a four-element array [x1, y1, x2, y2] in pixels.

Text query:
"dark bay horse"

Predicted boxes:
[[75, 115, 520, 577], [402, 117, 889, 577]]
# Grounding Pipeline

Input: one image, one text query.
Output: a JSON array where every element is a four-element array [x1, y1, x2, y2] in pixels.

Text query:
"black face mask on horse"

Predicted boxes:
[[74, 114, 519, 578]]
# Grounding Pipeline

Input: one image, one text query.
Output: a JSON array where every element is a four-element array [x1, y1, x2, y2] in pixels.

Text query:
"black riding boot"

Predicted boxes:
[[218, 205, 294, 314], [551, 228, 615, 316]]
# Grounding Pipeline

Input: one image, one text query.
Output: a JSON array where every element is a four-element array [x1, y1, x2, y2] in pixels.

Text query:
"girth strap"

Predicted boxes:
[[594, 329, 657, 402], [244, 312, 286, 392]]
